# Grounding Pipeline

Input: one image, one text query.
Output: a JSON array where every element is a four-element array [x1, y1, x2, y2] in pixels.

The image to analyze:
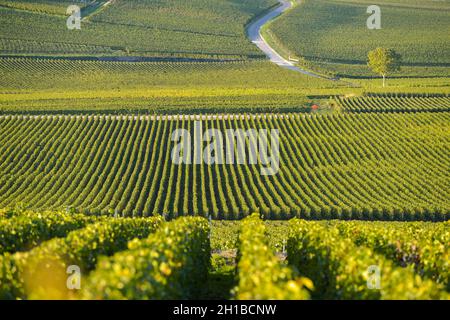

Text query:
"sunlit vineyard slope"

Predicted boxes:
[[0, 0, 278, 59], [0, 112, 448, 220], [265, 0, 450, 77]]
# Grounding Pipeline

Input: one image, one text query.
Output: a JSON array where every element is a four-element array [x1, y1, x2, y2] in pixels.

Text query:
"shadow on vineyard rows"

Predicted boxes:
[[199, 254, 237, 300]]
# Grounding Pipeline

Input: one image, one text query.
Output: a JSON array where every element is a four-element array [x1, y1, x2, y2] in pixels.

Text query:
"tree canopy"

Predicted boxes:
[[367, 48, 402, 87]]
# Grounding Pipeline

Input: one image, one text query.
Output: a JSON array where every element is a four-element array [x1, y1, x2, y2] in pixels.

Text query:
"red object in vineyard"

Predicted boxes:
[[311, 104, 319, 110]]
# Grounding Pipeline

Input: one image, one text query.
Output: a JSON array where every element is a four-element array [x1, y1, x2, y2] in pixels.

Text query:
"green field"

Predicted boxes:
[[0, 57, 339, 114], [0, 0, 92, 15], [335, 94, 450, 112], [0, 0, 278, 59], [2, 57, 450, 114], [0, 111, 448, 220], [265, 0, 450, 77], [0, 0, 449, 302]]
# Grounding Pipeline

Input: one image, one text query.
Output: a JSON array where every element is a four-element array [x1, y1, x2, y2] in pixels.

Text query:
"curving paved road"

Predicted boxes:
[[247, 0, 323, 78]]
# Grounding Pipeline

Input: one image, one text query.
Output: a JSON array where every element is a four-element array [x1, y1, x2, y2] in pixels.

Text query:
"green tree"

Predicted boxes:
[[367, 48, 401, 87]]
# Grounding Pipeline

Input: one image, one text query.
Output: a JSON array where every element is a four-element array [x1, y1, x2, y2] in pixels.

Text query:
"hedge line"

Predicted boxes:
[[287, 219, 448, 299], [233, 214, 311, 299], [81, 216, 210, 299], [0, 217, 162, 299]]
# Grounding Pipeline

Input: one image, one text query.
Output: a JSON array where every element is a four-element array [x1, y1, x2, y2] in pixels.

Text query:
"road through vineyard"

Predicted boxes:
[[246, 0, 322, 77]]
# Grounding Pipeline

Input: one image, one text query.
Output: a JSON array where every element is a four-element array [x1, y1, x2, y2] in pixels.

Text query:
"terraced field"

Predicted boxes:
[[0, 111, 448, 220]]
